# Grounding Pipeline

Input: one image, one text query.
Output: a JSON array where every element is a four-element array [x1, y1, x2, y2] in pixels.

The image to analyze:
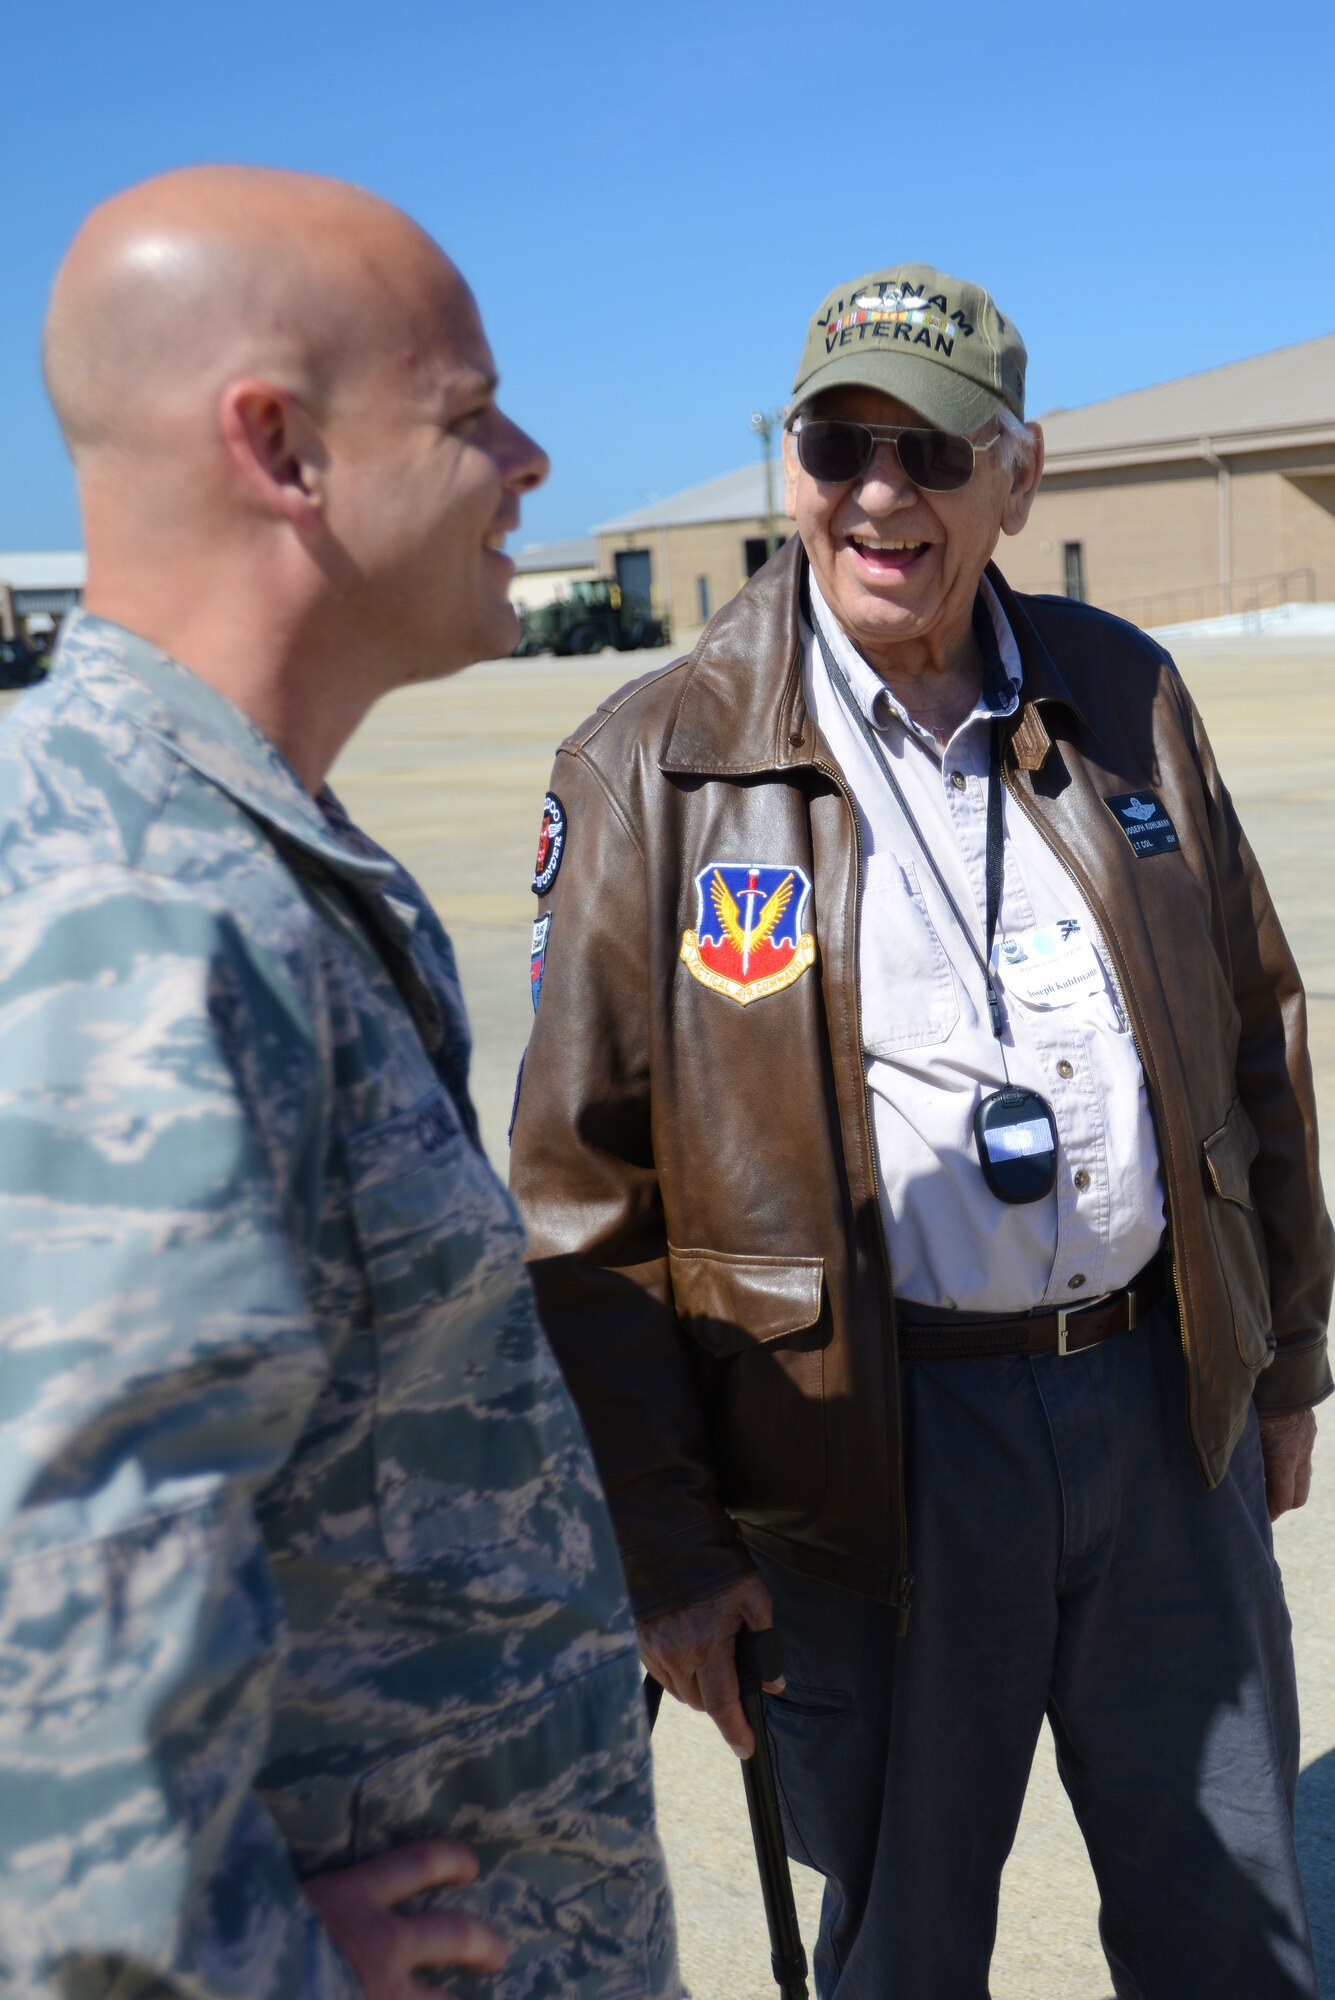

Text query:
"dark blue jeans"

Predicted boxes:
[[755, 1303, 1317, 1998]]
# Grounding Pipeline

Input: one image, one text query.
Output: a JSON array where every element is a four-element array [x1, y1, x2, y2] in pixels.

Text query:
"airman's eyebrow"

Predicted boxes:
[[440, 371, 498, 420]]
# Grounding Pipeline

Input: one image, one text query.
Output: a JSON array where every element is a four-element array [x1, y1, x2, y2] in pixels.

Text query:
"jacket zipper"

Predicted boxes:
[[813, 756, 914, 1628], [1002, 770, 1195, 1443]]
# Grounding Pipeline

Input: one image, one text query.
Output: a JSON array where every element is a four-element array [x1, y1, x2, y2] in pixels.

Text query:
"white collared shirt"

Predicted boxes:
[[803, 573, 1166, 1312]]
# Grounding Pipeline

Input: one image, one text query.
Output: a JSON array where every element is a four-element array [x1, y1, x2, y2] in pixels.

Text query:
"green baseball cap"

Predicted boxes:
[[789, 262, 1026, 434]]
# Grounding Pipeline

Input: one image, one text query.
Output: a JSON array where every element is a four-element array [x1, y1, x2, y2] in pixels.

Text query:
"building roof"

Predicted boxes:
[[0, 552, 87, 590], [595, 464, 773, 534], [511, 536, 597, 573], [1039, 333, 1335, 472], [595, 334, 1335, 530]]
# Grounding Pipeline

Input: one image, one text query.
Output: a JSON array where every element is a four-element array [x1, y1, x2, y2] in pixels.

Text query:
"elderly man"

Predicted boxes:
[[510, 262, 1332, 1997], [0, 169, 677, 2000]]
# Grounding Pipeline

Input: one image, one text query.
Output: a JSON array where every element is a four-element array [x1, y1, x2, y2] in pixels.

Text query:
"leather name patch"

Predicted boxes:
[[1104, 792, 1179, 857]]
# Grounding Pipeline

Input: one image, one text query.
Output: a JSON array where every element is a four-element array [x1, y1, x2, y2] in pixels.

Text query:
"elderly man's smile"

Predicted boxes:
[[845, 533, 931, 576]]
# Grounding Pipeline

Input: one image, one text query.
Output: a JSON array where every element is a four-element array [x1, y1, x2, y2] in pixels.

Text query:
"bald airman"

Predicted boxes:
[[0, 168, 679, 2000]]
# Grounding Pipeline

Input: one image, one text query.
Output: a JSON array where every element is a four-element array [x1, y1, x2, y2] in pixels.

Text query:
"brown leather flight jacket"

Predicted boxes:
[[510, 540, 1333, 1621]]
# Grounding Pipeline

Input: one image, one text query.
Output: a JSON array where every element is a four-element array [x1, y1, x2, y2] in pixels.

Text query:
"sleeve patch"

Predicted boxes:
[[531, 793, 566, 896], [530, 913, 551, 1014]]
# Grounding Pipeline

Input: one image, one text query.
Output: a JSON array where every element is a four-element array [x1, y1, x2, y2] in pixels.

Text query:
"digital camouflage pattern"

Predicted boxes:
[[0, 613, 678, 2000]]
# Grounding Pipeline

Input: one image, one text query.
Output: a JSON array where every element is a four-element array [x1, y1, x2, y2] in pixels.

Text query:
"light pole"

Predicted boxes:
[[750, 408, 784, 561]]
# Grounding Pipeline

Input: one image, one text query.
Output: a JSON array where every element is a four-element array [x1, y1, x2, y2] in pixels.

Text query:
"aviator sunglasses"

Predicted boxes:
[[791, 414, 1002, 493]]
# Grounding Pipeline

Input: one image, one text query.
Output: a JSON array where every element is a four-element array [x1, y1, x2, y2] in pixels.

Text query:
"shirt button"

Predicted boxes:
[[950, 770, 967, 791], [1068, 1273, 1087, 1290], [1073, 1169, 1091, 1191], [1056, 1059, 1075, 1079]]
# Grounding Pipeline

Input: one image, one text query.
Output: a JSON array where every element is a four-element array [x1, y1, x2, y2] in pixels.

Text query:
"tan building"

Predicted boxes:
[[0, 551, 86, 642], [507, 537, 598, 614], [595, 467, 788, 636], [597, 335, 1335, 632], [1006, 334, 1335, 624]]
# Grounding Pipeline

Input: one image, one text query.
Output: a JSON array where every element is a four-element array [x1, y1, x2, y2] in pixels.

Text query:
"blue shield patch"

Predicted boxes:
[[680, 860, 816, 1007]]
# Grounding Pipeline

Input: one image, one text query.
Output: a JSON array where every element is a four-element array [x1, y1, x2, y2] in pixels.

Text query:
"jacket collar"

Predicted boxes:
[[53, 611, 394, 883], [981, 565, 1089, 770], [659, 537, 809, 776], [658, 538, 1084, 778]]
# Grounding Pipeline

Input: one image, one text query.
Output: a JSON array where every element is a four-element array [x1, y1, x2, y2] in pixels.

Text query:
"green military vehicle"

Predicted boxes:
[[515, 579, 668, 657], [0, 636, 48, 691]]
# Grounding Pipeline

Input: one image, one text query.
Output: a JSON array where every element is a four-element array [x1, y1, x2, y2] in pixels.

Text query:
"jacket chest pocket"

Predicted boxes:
[[859, 854, 960, 1056], [345, 1086, 570, 1566]]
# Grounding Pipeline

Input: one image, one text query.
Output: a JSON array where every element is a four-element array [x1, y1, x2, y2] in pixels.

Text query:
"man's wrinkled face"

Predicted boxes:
[[783, 385, 1026, 670], [322, 272, 548, 683]]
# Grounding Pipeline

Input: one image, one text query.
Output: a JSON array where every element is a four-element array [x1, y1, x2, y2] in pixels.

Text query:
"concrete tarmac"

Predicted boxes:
[[330, 633, 1334, 1999]]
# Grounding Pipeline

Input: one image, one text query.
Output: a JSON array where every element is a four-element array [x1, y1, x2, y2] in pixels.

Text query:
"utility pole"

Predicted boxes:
[[750, 408, 784, 559]]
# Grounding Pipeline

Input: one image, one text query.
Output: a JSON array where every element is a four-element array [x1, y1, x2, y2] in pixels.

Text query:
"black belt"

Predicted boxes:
[[895, 1251, 1167, 1363]]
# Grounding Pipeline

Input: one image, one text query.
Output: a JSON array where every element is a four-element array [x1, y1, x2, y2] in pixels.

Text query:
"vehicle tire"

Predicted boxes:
[[568, 624, 602, 655]]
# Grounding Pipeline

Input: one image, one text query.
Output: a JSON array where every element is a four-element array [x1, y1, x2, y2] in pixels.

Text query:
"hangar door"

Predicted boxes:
[[615, 549, 653, 604]]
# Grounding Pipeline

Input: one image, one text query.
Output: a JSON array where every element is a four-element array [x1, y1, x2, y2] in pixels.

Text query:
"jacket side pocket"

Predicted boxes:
[[1201, 1099, 1273, 1371], [667, 1247, 827, 1525], [667, 1246, 824, 1357]]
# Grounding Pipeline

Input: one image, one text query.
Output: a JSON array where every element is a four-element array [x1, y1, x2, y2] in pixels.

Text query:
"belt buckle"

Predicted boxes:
[[1056, 1286, 1136, 1358]]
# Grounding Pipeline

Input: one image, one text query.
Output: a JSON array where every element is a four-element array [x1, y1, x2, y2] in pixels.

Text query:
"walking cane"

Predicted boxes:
[[644, 1627, 810, 2000]]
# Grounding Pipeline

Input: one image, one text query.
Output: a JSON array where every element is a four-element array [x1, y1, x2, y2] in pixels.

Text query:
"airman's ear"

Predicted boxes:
[[218, 380, 327, 528], [781, 426, 800, 521], [1000, 421, 1044, 538]]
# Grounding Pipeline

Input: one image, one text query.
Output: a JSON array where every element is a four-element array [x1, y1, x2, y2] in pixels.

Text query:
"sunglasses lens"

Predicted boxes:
[[795, 420, 871, 484], [897, 429, 975, 492], [797, 421, 978, 492]]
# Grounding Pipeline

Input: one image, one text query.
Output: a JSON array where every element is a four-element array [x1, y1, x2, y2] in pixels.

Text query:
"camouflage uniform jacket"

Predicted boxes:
[[0, 614, 678, 2000]]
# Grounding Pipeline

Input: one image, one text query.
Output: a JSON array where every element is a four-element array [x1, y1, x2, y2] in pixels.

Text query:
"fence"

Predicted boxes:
[[1102, 569, 1317, 631]]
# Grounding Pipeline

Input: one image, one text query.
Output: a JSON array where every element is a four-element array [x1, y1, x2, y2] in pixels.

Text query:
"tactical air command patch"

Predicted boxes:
[[531, 792, 566, 896], [680, 861, 816, 1007]]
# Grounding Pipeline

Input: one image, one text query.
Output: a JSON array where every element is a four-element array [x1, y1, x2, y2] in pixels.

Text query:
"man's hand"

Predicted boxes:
[[1257, 1408, 1318, 1521], [303, 1839, 506, 1999], [637, 1572, 782, 1758]]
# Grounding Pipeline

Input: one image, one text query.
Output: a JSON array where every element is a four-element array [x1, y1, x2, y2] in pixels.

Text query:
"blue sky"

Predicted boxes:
[[4, 0, 1333, 552]]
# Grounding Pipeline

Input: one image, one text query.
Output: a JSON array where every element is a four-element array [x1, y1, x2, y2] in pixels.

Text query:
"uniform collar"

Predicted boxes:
[[53, 611, 394, 883], [659, 538, 1084, 778]]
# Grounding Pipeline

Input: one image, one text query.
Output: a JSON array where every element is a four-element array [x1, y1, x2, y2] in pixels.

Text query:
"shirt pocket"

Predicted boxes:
[[859, 853, 961, 1056], [344, 1084, 571, 1566]]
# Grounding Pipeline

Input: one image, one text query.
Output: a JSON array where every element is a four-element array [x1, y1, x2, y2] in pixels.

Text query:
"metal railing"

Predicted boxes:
[[1105, 568, 1317, 631]]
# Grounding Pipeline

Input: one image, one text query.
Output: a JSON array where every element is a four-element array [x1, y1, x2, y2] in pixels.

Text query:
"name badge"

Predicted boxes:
[[995, 918, 1104, 1008], [1105, 792, 1179, 857]]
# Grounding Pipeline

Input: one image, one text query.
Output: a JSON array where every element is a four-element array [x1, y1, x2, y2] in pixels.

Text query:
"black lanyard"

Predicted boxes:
[[815, 617, 1007, 1042]]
